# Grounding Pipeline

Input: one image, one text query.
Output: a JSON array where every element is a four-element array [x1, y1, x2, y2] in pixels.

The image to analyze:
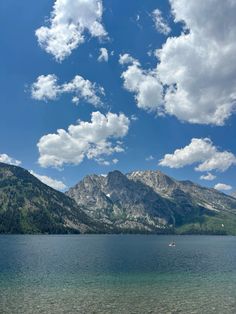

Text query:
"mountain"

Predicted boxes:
[[0, 162, 107, 234], [67, 170, 236, 235], [127, 171, 236, 214], [231, 191, 236, 199], [1, 162, 236, 235]]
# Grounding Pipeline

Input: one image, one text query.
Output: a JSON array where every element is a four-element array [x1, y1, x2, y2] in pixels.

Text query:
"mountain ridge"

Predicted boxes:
[[0, 162, 109, 234], [67, 169, 236, 235], [1, 162, 236, 235]]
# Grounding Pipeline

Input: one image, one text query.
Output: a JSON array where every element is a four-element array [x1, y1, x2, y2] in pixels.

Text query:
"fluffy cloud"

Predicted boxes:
[[121, 0, 236, 125], [98, 48, 109, 62], [214, 183, 232, 191], [120, 54, 163, 112], [159, 138, 236, 172], [29, 170, 66, 191], [195, 152, 236, 172], [152, 9, 171, 35], [0, 154, 21, 166], [157, 0, 236, 125], [119, 53, 138, 65], [31, 74, 104, 106], [31, 75, 60, 101], [37, 111, 130, 167], [36, 0, 107, 61], [200, 173, 216, 181]]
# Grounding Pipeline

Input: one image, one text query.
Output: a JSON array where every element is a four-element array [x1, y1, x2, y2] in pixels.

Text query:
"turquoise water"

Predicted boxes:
[[0, 235, 236, 313]]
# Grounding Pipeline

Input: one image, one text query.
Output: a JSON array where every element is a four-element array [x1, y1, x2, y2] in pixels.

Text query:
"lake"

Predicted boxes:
[[0, 235, 236, 313]]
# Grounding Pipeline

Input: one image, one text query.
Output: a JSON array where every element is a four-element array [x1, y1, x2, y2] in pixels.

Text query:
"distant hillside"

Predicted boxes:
[[0, 162, 106, 234], [67, 170, 236, 235]]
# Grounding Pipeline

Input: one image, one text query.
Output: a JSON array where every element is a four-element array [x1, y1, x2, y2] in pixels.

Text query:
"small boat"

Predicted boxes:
[[169, 241, 176, 247]]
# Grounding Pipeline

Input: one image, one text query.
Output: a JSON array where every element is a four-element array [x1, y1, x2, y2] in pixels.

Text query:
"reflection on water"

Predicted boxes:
[[0, 235, 236, 313]]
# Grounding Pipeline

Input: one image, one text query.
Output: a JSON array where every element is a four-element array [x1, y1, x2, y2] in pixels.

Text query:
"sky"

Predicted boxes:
[[0, 0, 236, 193]]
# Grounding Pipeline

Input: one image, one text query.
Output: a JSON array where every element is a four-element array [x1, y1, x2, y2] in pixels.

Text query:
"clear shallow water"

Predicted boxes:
[[0, 235, 236, 314]]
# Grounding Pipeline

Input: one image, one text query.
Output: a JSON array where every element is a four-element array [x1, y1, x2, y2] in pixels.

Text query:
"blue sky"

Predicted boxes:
[[0, 0, 236, 192]]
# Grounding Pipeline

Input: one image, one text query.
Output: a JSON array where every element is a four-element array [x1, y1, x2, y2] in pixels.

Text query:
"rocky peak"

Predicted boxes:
[[66, 168, 236, 234], [106, 170, 130, 190], [127, 170, 177, 196]]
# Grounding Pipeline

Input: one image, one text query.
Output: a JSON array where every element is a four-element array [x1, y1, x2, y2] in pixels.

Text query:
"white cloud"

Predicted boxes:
[[31, 74, 104, 106], [36, 0, 107, 62], [195, 151, 236, 172], [120, 55, 163, 112], [121, 1, 236, 125], [29, 170, 67, 191], [0, 154, 21, 166], [159, 138, 215, 168], [146, 155, 154, 161], [214, 183, 232, 191], [119, 53, 138, 65], [157, 0, 236, 125], [98, 47, 109, 62], [95, 157, 118, 166], [159, 138, 236, 172], [31, 75, 60, 101], [37, 111, 130, 168], [147, 50, 154, 57], [200, 173, 216, 181], [152, 8, 171, 35], [96, 158, 110, 166], [112, 158, 118, 164], [130, 114, 138, 121]]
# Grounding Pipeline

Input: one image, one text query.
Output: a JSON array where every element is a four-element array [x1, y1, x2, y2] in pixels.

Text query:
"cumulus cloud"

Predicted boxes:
[[120, 54, 163, 112], [36, 0, 107, 61], [200, 173, 216, 181], [37, 111, 130, 168], [31, 74, 104, 106], [119, 53, 138, 65], [31, 75, 60, 101], [152, 8, 171, 35], [214, 183, 232, 191], [98, 47, 109, 62], [29, 170, 67, 190], [157, 0, 236, 125], [159, 138, 236, 172], [0, 154, 21, 166], [121, 0, 236, 125], [195, 151, 236, 172]]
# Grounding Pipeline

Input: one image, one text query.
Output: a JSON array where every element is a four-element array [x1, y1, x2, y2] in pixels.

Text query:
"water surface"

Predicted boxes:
[[0, 235, 236, 313]]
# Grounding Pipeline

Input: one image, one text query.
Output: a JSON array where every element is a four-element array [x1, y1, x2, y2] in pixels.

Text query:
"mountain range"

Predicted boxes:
[[67, 170, 236, 235], [1, 162, 236, 234]]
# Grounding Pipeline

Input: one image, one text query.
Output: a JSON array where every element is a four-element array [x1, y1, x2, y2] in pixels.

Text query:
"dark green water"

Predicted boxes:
[[0, 235, 236, 313]]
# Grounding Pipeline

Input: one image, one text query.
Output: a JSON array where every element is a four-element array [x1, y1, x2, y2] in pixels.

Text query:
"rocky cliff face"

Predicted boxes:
[[127, 170, 236, 213], [67, 170, 236, 234], [67, 171, 173, 232], [0, 162, 105, 234]]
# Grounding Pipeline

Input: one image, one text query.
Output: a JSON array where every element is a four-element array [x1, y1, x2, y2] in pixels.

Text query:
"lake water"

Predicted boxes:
[[0, 235, 236, 313]]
